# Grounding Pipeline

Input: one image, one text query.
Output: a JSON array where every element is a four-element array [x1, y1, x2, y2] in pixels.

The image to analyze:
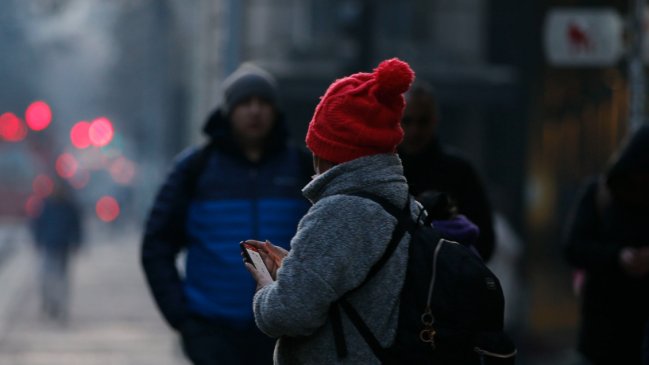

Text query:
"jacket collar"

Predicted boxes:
[[302, 154, 407, 204]]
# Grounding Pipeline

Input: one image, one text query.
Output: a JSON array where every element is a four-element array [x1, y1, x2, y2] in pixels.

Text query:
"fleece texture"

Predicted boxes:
[[253, 153, 424, 364]]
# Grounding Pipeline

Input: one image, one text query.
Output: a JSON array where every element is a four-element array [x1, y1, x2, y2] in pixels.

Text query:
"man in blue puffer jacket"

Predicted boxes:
[[141, 63, 312, 365]]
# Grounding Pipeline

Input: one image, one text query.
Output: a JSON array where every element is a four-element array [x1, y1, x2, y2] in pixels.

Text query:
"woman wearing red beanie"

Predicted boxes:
[[244, 59, 423, 364]]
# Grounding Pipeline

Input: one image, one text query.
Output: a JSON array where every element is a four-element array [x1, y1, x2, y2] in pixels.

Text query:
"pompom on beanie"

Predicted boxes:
[[305, 58, 415, 164]]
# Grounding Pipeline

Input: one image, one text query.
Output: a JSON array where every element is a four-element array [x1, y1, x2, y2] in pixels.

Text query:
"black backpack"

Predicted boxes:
[[331, 192, 516, 364]]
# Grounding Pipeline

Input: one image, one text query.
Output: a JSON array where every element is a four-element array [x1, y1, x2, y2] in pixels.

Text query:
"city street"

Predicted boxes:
[[0, 225, 187, 365], [3, 1, 648, 364]]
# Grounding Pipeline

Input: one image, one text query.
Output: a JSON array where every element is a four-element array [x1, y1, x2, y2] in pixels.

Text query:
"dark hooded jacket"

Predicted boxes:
[[141, 107, 312, 331], [31, 191, 82, 252], [564, 125, 649, 365], [398, 140, 495, 261]]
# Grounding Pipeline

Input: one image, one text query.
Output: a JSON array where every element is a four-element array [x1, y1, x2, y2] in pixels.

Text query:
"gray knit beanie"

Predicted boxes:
[[221, 63, 279, 114]]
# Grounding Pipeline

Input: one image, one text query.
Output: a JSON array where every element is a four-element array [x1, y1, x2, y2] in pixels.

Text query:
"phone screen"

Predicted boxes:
[[241, 243, 273, 282]]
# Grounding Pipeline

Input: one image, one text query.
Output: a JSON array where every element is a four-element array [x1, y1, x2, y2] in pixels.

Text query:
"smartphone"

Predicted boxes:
[[240, 243, 273, 282]]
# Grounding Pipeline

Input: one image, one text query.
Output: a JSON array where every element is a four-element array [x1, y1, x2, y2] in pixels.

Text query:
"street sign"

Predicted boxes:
[[544, 8, 624, 66]]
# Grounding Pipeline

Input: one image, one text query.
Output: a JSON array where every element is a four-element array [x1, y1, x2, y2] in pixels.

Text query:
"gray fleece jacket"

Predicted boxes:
[[253, 153, 423, 364]]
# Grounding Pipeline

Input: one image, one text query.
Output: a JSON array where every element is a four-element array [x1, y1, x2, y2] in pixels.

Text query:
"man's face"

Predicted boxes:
[[230, 96, 276, 145], [400, 99, 436, 155]]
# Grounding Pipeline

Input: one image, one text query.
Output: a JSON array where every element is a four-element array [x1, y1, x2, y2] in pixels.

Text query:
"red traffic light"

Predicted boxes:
[[32, 174, 54, 197], [0, 112, 27, 142], [96, 196, 120, 222], [55, 153, 79, 179], [25, 101, 52, 131], [89, 117, 114, 147], [70, 121, 91, 149]]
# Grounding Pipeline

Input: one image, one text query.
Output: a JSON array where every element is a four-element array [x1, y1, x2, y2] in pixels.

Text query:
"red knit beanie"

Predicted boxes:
[[306, 58, 415, 164]]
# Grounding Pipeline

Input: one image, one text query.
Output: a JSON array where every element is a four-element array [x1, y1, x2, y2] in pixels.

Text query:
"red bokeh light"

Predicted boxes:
[[56, 153, 78, 179], [0, 112, 27, 142], [25, 101, 52, 131], [25, 195, 43, 218], [88, 117, 114, 147], [70, 121, 91, 149], [96, 196, 120, 222], [32, 174, 54, 197], [69, 169, 90, 189], [109, 157, 136, 185]]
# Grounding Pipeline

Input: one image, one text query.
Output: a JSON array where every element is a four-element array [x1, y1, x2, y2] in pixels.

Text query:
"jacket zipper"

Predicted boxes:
[[419, 239, 455, 349], [426, 239, 457, 306]]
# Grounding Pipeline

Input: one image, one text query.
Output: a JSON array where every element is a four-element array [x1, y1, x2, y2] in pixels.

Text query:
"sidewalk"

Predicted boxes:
[[0, 227, 188, 365]]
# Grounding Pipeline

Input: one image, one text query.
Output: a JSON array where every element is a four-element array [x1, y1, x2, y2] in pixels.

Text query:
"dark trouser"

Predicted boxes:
[[180, 315, 276, 365], [40, 247, 71, 321]]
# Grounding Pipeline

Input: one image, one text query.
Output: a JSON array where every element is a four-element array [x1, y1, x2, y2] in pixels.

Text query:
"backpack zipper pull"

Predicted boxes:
[[419, 306, 436, 349]]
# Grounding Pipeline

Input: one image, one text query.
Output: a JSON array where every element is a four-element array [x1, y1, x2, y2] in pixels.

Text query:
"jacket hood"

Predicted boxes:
[[201, 107, 290, 160], [606, 124, 649, 189]]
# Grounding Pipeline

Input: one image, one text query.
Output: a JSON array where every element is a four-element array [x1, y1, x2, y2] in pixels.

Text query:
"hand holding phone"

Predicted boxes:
[[241, 242, 273, 284]]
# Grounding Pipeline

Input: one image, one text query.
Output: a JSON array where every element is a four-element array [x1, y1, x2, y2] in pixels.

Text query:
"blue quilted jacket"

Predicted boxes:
[[142, 109, 312, 330]]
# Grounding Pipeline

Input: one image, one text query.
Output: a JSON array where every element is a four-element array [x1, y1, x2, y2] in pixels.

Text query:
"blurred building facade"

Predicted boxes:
[[524, 0, 633, 351], [0, 0, 188, 222], [0, 0, 540, 230], [6, 0, 645, 362], [182, 0, 647, 361], [183, 0, 540, 234], [185, 1, 642, 359]]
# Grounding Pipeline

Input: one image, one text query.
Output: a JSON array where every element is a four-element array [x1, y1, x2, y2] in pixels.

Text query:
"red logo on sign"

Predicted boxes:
[[567, 21, 593, 52]]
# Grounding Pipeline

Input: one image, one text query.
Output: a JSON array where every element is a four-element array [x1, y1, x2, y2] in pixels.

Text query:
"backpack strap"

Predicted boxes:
[[331, 192, 418, 362], [329, 304, 349, 359], [338, 300, 392, 363], [349, 192, 416, 287]]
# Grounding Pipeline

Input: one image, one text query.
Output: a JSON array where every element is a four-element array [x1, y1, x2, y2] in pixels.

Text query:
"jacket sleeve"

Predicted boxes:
[[252, 196, 398, 338], [141, 147, 199, 331], [564, 179, 623, 272]]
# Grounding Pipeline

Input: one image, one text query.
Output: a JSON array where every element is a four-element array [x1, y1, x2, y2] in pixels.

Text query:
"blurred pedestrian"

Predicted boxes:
[[141, 63, 312, 365], [398, 82, 496, 261], [564, 124, 649, 365], [30, 179, 83, 323], [244, 58, 418, 364]]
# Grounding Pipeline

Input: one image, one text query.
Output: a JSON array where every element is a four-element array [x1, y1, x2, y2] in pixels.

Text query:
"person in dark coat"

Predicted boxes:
[[30, 180, 83, 323], [564, 124, 649, 365], [398, 82, 495, 261], [141, 63, 312, 365]]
